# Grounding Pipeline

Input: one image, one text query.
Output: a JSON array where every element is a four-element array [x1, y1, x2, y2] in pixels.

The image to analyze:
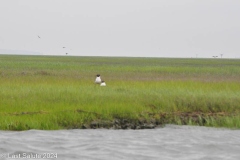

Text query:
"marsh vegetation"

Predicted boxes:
[[0, 55, 240, 130]]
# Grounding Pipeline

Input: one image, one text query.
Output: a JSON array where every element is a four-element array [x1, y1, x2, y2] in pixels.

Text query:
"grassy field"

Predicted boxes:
[[0, 55, 240, 130]]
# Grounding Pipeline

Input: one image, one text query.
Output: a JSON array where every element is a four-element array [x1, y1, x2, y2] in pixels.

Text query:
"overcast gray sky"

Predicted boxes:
[[0, 0, 240, 58]]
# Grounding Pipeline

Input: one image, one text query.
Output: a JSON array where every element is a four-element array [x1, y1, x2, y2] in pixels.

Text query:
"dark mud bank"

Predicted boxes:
[[82, 119, 164, 129], [80, 112, 235, 129]]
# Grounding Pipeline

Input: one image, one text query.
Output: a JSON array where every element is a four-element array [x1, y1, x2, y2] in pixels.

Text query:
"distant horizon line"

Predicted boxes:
[[0, 48, 239, 59], [0, 53, 239, 59]]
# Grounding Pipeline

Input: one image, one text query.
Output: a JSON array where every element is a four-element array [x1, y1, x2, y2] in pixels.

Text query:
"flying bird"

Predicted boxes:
[[38, 35, 41, 38]]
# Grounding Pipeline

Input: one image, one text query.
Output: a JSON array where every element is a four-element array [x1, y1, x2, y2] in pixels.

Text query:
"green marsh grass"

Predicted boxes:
[[0, 55, 240, 130]]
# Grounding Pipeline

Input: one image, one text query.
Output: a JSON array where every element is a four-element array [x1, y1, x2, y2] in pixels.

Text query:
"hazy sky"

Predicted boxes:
[[0, 0, 240, 58]]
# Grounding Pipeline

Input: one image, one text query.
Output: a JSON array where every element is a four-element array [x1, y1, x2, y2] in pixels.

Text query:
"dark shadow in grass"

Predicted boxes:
[[34, 70, 51, 76]]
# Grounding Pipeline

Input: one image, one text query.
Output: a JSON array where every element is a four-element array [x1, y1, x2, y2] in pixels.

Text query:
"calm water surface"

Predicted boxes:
[[0, 125, 240, 160]]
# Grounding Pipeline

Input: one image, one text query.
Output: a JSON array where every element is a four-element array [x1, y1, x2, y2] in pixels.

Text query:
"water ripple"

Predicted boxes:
[[0, 125, 240, 160]]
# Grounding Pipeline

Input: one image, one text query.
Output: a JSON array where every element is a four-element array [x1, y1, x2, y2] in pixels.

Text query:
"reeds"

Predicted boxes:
[[0, 55, 239, 130]]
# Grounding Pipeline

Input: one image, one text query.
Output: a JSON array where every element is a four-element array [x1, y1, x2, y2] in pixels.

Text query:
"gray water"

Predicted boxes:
[[1, 125, 240, 160]]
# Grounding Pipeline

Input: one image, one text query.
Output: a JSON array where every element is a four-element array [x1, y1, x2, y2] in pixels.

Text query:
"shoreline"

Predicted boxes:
[[3, 110, 238, 130], [74, 111, 238, 130], [3, 110, 237, 130]]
